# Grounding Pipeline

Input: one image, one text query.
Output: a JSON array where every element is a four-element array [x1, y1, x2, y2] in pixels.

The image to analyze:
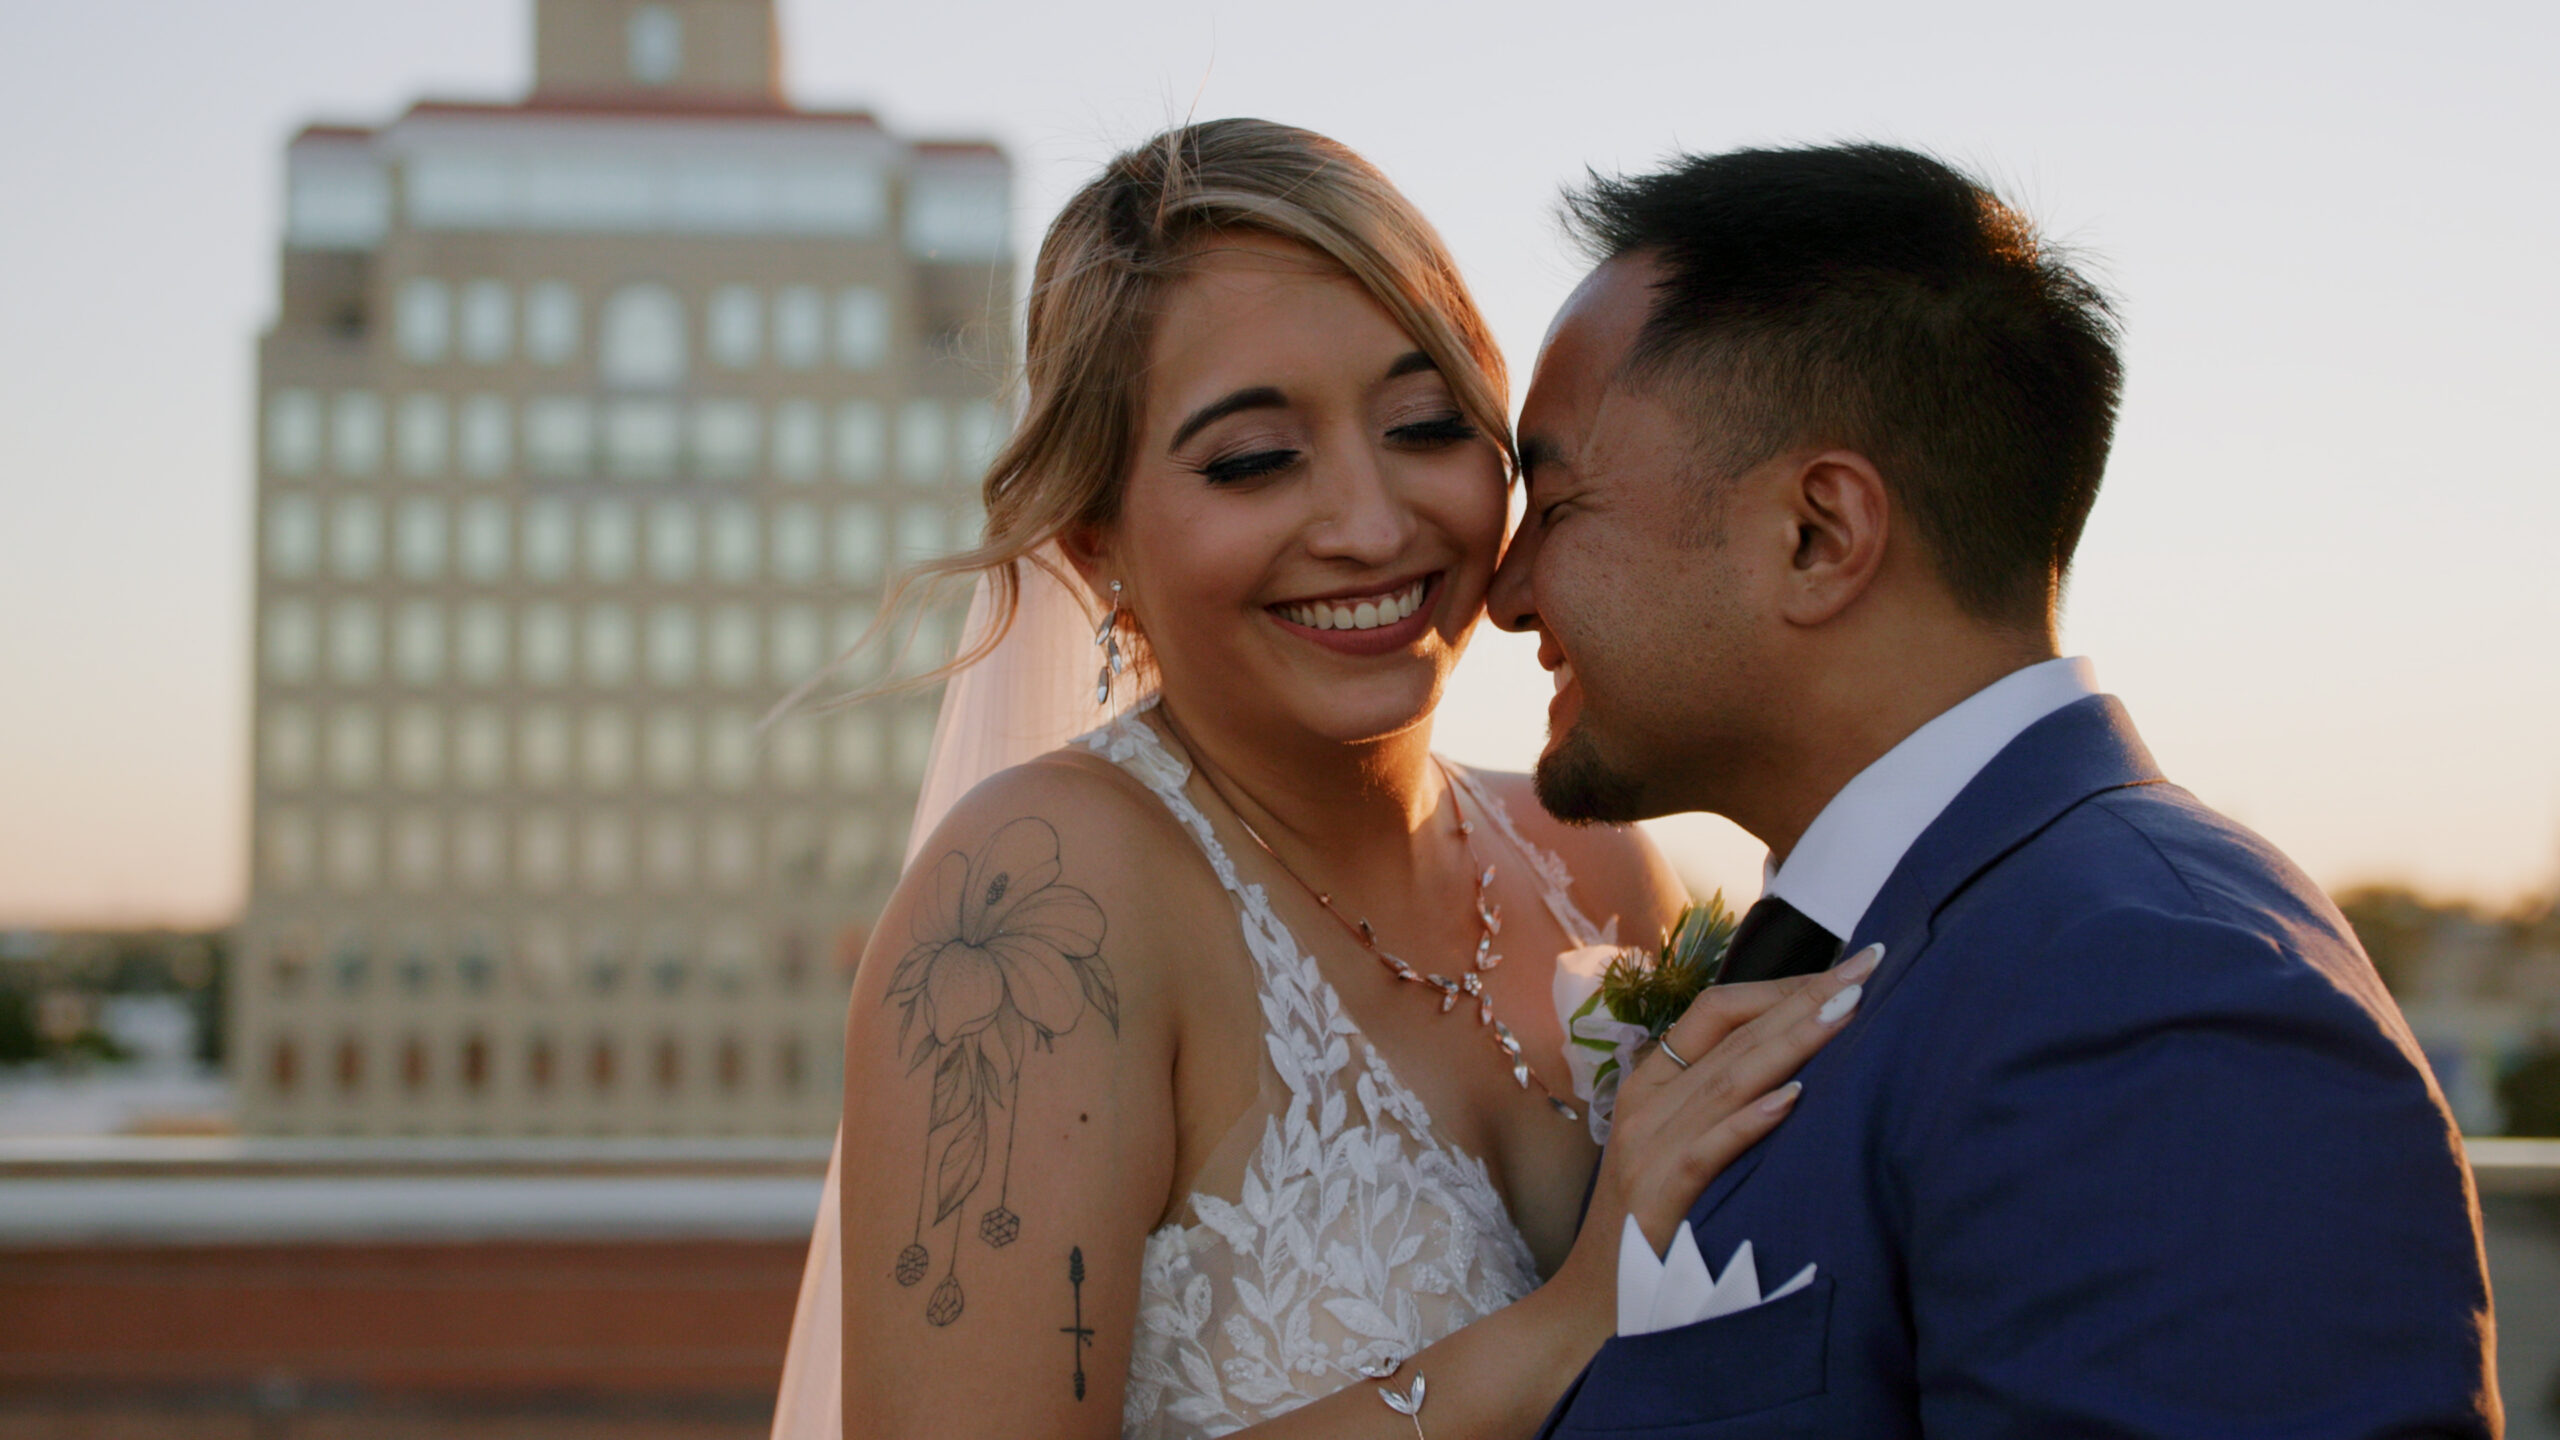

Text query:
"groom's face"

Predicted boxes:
[[1490, 256, 1777, 823]]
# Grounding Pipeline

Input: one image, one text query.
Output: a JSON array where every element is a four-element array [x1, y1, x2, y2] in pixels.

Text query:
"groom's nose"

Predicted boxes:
[[1487, 521, 1540, 633]]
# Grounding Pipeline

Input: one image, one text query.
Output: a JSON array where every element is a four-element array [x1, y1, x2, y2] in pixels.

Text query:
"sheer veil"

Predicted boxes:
[[770, 548, 1116, 1439]]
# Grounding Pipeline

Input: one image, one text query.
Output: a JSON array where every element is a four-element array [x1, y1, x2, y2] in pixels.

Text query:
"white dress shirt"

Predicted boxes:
[[1764, 656, 2099, 942], [1616, 657, 2100, 1335]]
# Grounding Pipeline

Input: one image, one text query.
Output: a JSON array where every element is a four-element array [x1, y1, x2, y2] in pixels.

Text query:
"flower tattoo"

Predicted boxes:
[[884, 817, 1117, 1327]]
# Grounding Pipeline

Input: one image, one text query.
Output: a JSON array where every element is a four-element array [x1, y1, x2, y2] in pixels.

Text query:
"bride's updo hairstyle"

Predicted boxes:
[[851, 117, 1513, 694]]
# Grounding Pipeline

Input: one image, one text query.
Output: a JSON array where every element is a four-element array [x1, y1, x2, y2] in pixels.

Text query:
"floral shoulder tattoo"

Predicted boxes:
[[883, 817, 1118, 1327]]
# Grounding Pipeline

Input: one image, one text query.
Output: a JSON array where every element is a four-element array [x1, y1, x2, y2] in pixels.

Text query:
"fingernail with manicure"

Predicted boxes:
[[1759, 1081, 1803, 1114], [1818, 983, 1864, 1025], [1834, 943, 1885, 982]]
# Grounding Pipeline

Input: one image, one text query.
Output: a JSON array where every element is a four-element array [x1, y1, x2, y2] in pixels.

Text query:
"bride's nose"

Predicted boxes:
[[1301, 444, 1417, 564]]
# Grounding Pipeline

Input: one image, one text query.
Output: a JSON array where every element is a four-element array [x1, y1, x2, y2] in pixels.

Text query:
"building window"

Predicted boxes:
[[329, 940, 364, 997], [524, 282, 580, 366], [266, 495, 320, 579], [832, 400, 885, 484], [582, 811, 630, 894], [692, 399, 758, 481], [628, 4, 682, 85], [832, 710, 881, 789], [646, 811, 693, 890], [589, 1037, 618, 1093], [525, 396, 594, 478], [827, 815, 877, 888], [773, 286, 824, 369], [771, 504, 822, 585], [328, 600, 381, 684], [393, 809, 440, 891], [330, 496, 382, 579], [705, 709, 756, 791], [646, 605, 697, 688], [455, 809, 503, 891], [394, 497, 446, 581], [895, 704, 939, 783], [646, 502, 696, 582], [326, 705, 379, 789], [268, 390, 323, 476], [707, 605, 757, 689], [707, 502, 759, 583], [459, 394, 513, 477], [835, 287, 889, 369], [956, 400, 1006, 475], [717, 1036, 744, 1094], [457, 497, 511, 581], [459, 280, 512, 363], [401, 1035, 430, 1093], [897, 399, 946, 485], [834, 605, 880, 686], [582, 707, 633, 790], [584, 604, 635, 687], [269, 1037, 300, 1096], [455, 705, 507, 790], [645, 709, 694, 789], [519, 706, 570, 788], [708, 285, 760, 367], [518, 810, 568, 893], [605, 399, 682, 480], [776, 1033, 803, 1095], [397, 394, 448, 477], [771, 400, 823, 483], [706, 813, 754, 891], [600, 284, 687, 390], [326, 808, 377, 892], [526, 1033, 558, 1093], [394, 602, 444, 686], [832, 502, 883, 588], [455, 601, 508, 685], [769, 605, 823, 688], [335, 1036, 365, 1094], [769, 719, 819, 789], [650, 930, 689, 995], [457, 939, 493, 997], [263, 706, 315, 789], [264, 600, 317, 684], [460, 1033, 490, 1094], [335, 391, 386, 476], [521, 603, 573, 687], [396, 278, 450, 364], [522, 498, 574, 581], [653, 1034, 683, 1092], [895, 503, 945, 566], [709, 920, 757, 994], [585, 501, 637, 582], [392, 704, 442, 790], [264, 810, 314, 890]]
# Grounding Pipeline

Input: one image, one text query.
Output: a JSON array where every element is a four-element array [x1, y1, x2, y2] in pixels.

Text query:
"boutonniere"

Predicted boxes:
[[1552, 898, 1736, 1143]]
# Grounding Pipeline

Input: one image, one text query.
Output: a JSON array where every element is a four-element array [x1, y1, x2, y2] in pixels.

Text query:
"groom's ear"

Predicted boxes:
[[1775, 450, 1891, 627]]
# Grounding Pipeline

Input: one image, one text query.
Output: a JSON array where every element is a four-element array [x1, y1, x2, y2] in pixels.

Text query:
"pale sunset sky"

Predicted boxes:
[[0, 0, 2552, 926]]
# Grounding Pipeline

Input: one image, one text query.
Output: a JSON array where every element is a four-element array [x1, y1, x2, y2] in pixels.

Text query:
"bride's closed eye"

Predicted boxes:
[[1193, 445, 1302, 487], [1386, 412, 1480, 450]]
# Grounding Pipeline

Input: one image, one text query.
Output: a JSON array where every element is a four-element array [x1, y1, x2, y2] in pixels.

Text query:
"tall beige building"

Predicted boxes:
[[235, 0, 1008, 1135]]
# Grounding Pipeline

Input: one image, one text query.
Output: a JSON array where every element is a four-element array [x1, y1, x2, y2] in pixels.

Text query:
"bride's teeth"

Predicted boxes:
[[1354, 602, 1378, 628], [1279, 579, 1431, 632]]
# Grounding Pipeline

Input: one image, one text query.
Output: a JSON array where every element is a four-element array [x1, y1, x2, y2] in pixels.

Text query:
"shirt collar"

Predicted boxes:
[[1763, 656, 2100, 939]]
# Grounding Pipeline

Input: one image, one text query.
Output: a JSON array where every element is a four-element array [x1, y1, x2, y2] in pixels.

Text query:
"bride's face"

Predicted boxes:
[[1102, 235, 1507, 749]]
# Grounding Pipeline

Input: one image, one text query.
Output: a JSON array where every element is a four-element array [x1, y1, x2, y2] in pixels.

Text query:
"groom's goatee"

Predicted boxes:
[[1536, 729, 1650, 826]]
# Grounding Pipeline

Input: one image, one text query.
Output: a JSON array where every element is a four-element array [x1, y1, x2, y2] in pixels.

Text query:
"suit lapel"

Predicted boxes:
[[1681, 696, 2166, 1227]]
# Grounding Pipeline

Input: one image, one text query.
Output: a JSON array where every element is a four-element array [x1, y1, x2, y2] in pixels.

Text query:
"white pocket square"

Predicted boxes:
[[1617, 1215, 1818, 1336]]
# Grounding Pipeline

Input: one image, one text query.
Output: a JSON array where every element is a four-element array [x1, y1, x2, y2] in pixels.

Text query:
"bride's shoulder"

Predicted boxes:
[[1462, 768, 1687, 950]]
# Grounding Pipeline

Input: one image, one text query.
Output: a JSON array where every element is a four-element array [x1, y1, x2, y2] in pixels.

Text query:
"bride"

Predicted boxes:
[[772, 119, 1863, 1439]]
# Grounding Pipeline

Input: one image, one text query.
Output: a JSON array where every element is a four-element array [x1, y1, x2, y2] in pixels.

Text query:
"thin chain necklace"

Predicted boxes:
[[1156, 712, 1579, 1123]]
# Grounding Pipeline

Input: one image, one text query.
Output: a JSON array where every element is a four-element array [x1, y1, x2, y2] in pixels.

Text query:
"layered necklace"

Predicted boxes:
[[1159, 712, 1579, 1123]]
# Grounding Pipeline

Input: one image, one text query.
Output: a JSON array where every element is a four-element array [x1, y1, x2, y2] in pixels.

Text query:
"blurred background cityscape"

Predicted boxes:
[[4, 0, 2555, 1434]]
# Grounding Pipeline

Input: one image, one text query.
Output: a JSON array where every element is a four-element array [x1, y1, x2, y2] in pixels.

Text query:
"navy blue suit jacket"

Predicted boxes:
[[1542, 696, 2497, 1437]]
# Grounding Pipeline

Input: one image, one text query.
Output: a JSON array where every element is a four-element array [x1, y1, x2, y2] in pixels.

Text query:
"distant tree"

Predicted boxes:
[[0, 984, 38, 1064], [2499, 1042, 2560, 1138], [2335, 885, 2466, 998]]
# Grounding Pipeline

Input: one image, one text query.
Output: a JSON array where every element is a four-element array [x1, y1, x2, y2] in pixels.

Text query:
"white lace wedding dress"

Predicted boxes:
[[1083, 705, 1608, 1438]]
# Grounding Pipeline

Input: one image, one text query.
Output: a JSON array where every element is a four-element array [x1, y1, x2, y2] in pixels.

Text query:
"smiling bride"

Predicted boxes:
[[768, 118, 1864, 1440]]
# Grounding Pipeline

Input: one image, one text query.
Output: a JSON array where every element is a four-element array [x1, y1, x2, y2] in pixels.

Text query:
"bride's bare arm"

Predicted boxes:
[[839, 760, 1199, 1438]]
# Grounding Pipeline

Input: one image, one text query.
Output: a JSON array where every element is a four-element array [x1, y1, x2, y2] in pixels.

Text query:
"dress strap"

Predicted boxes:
[[1443, 763, 1612, 948]]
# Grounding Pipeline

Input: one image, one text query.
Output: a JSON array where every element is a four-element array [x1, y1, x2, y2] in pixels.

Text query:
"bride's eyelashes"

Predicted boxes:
[[1189, 413, 1480, 487]]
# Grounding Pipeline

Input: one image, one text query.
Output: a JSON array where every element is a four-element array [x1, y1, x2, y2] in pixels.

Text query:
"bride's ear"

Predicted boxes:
[[1056, 522, 1117, 602]]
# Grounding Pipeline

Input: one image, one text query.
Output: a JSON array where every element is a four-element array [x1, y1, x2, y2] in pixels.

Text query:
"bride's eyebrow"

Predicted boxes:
[[1171, 386, 1286, 449], [1383, 350, 1437, 381]]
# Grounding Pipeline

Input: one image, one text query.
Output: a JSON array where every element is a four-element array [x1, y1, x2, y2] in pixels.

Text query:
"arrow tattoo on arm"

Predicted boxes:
[[1061, 1245, 1095, 1400]]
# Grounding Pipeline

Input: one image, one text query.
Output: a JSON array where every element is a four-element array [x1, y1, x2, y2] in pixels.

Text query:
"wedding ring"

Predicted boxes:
[[1658, 1035, 1694, 1071]]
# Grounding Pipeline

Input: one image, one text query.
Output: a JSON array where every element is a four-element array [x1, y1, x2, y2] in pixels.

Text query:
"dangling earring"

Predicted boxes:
[[1094, 581, 1127, 705]]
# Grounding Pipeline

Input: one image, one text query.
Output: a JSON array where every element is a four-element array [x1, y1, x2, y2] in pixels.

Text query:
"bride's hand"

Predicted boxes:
[[1565, 944, 1881, 1288]]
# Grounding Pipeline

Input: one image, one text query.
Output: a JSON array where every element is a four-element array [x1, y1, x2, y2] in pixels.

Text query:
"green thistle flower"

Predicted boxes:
[[1596, 896, 1738, 1040]]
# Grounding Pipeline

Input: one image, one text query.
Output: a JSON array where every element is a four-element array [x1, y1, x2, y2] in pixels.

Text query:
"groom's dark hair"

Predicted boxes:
[[1563, 144, 2121, 627]]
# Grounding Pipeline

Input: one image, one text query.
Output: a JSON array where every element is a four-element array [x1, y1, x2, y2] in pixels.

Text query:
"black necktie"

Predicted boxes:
[[1715, 895, 1844, 986]]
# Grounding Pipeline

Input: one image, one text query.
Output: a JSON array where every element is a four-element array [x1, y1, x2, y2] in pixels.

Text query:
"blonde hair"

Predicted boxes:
[[825, 118, 1512, 704]]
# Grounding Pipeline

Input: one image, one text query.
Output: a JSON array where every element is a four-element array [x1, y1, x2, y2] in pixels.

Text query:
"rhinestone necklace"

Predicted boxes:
[[1159, 714, 1579, 1123]]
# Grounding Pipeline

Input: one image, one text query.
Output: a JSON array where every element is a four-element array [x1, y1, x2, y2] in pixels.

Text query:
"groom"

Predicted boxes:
[[1491, 145, 2500, 1435]]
